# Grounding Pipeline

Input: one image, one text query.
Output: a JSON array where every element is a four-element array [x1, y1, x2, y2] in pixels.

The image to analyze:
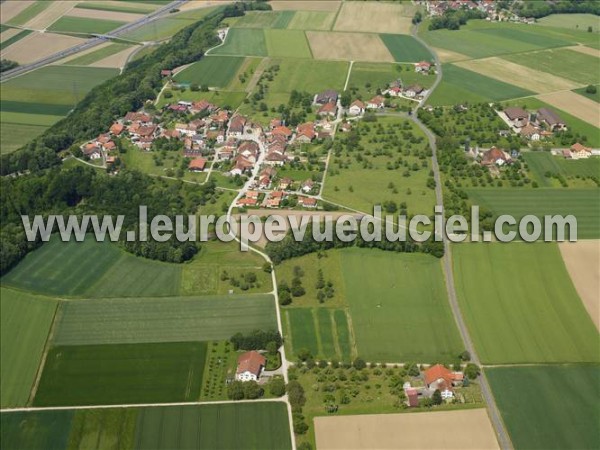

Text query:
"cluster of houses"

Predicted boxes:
[[501, 106, 566, 141], [383, 79, 429, 101], [422, 0, 536, 24], [404, 364, 465, 407]]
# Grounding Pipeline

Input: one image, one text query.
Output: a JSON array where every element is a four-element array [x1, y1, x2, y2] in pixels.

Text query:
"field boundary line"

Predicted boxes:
[[343, 60, 353, 91], [26, 301, 61, 406], [330, 1, 344, 31], [1, 397, 289, 413]]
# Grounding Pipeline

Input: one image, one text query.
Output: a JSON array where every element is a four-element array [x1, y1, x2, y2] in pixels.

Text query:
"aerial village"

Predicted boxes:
[[80, 61, 436, 211]]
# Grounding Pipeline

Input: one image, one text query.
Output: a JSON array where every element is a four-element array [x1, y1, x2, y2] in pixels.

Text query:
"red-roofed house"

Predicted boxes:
[[318, 101, 337, 117], [161, 69, 173, 77], [298, 196, 317, 208], [366, 96, 385, 110], [348, 100, 365, 116], [423, 364, 463, 392], [236, 351, 266, 382], [415, 61, 432, 73], [189, 157, 207, 171], [272, 125, 292, 140], [570, 142, 592, 159], [110, 123, 124, 136]]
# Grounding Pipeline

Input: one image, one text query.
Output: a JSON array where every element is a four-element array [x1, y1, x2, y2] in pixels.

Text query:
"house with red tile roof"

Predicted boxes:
[[570, 142, 592, 159], [318, 101, 337, 117], [110, 123, 124, 136], [236, 351, 266, 381], [188, 157, 207, 172], [423, 364, 464, 392], [366, 95, 385, 109], [348, 100, 365, 116]]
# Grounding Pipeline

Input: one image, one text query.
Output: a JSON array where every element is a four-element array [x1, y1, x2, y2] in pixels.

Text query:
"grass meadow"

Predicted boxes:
[[75, 2, 157, 14], [133, 403, 292, 450], [380, 34, 433, 62], [53, 294, 277, 346], [0, 410, 74, 450], [174, 55, 245, 88], [454, 243, 599, 364], [233, 10, 295, 29], [487, 365, 600, 450], [537, 13, 600, 32], [34, 342, 207, 406], [342, 248, 463, 363], [0, 288, 58, 407], [212, 28, 268, 56], [67, 408, 137, 450], [502, 48, 599, 85], [523, 152, 600, 187], [428, 64, 535, 106], [574, 85, 600, 103], [64, 43, 135, 66], [266, 58, 348, 94], [467, 188, 600, 239], [48, 17, 126, 35], [288, 11, 336, 30], [265, 29, 312, 58]]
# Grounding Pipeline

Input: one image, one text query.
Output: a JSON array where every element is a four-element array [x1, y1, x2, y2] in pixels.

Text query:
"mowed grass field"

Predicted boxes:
[[487, 365, 600, 450], [175, 55, 245, 88], [53, 294, 277, 345], [454, 243, 599, 364], [1, 238, 181, 298], [537, 13, 600, 32], [0, 288, 58, 407], [34, 342, 207, 406], [428, 64, 535, 106], [285, 308, 354, 361], [48, 16, 126, 35], [467, 188, 600, 239], [523, 152, 600, 187], [265, 29, 312, 58], [266, 58, 348, 93], [211, 28, 267, 56], [133, 403, 292, 450], [64, 42, 135, 66], [341, 248, 463, 362], [233, 10, 295, 29], [0, 65, 118, 153]]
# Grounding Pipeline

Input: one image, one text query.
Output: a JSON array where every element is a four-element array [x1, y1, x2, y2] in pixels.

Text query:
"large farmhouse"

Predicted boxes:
[[235, 351, 266, 382]]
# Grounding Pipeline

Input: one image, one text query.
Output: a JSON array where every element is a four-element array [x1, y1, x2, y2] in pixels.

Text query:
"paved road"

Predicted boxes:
[[0, 0, 188, 82], [410, 22, 514, 450]]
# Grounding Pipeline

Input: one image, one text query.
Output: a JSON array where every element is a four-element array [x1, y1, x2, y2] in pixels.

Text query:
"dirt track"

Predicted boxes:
[[315, 409, 500, 450], [559, 240, 600, 331], [537, 91, 600, 126]]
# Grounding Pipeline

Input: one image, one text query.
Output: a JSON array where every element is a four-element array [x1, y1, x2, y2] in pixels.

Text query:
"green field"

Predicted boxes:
[[467, 188, 600, 239], [380, 34, 433, 62], [487, 365, 600, 450], [0, 410, 74, 450], [342, 248, 463, 362], [175, 55, 245, 88], [265, 29, 312, 58], [53, 294, 277, 345], [421, 20, 575, 59], [454, 243, 599, 364], [0, 100, 72, 116], [0, 123, 49, 154], [537, 13, 600, 33], [288, 11, 336, 31], [333, 309, 353, 361], [211, 28, 268, 56], [67, 408, 138, 450], [64, 43, 135, 66], [48, 17, 127, 35], [75, 2, 156, 14], [133, 403, 292, 450], [574, 85, 600, 103], [502, 48, 600, 85], [0, 288, 58, 407], [0, 111, 64, 126], [523, 152, 600, 187], [5, 1, 50, 26], [287, 308, 319, 357], [428, 64, 535, 106], [233, 10, 295, 29], [121, 6, 223, 42], [266, 58, 348, 93], [34, 342, 207, 406]]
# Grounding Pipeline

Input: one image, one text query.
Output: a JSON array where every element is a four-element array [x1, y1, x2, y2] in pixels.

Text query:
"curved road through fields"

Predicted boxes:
[[0, 0, 188, 82], [410, 23, 513, 450]]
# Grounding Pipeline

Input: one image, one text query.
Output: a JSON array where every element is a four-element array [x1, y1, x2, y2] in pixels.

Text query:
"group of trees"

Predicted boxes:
[[514, 0, 599, 18], [221, 270, 259, 291], [0, 59, 18, 73], [428, 8, 486, 30], [0, 166, 220, 273], [230, 329, 283, 351]]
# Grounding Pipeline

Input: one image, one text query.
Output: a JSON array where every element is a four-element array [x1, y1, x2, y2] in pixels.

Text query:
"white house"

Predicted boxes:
[[366, 96, 385, 109], [235, 351, 266, 382], [348, 100, 365, 116]]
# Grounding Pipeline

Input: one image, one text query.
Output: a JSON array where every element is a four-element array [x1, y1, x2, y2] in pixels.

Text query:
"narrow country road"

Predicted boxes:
[[410, 22, 513, 450]]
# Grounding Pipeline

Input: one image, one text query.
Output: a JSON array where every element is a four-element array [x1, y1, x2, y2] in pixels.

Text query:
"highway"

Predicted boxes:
[[0, 0, 188, 82]]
